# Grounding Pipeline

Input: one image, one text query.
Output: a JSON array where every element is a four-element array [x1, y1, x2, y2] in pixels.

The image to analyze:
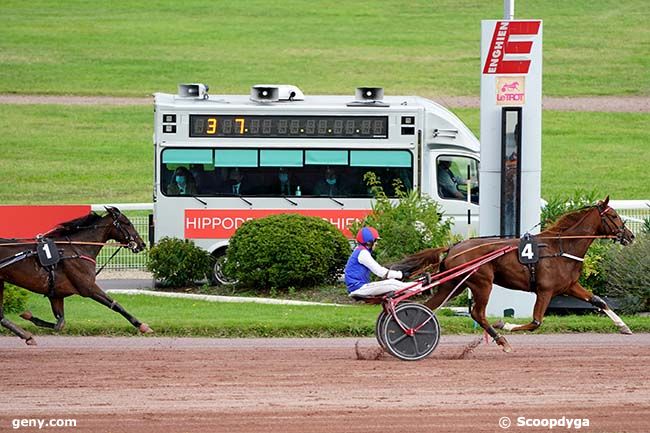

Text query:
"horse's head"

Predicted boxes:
[[597, 196, 635, 246], [104, 206, 147, 253]]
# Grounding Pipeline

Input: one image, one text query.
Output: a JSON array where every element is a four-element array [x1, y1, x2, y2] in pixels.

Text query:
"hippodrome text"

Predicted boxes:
[[183, 209, 372, 239], [186, 216, 359, 232]]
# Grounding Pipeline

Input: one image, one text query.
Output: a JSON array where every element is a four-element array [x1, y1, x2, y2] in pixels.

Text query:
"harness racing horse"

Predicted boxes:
[[392, 197, 634, 352], [0, 207, 151, 345]]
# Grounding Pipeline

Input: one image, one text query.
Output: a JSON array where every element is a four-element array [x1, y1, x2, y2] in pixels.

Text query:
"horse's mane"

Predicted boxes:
[[46, 212, 104, 237], [543, 206, 595, 234]]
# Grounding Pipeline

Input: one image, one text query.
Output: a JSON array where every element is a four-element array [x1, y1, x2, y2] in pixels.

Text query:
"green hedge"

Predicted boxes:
[[351, 172, 455, 264], [2, 284, 29, 314], [601, 234, 650, 314], [147, 237, 212, 287], [224, 214, 350, 290]]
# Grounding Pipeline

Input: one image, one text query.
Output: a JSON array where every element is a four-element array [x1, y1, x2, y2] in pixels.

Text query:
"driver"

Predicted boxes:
[[437, 159, 467, 199], [344, 227, 422, 297]]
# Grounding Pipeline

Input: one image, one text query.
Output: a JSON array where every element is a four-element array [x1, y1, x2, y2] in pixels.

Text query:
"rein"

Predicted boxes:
[[94, 246, 123, 276], [41, 223, 114, 237], [0, 240, 131, 248], [445, 234, 617, 263]]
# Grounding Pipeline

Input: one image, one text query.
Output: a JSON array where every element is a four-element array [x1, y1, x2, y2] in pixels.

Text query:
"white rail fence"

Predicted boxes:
[[94, 200, 649, 271], [93, 204, 151, 271], [609, 200, 650, 235]]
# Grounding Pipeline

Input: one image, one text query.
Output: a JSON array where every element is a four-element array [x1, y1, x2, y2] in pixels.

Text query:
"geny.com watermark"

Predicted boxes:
[[11, 418, 77, 430], [499, 416, 590, 430]]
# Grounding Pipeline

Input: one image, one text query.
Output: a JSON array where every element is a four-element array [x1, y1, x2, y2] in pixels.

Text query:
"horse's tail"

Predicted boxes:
[[389, 247, 449, 277]]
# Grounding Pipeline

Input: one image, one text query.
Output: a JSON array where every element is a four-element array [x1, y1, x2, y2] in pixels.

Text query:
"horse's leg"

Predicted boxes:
[[20, 298, 65, 331], [469, 283, 513, 353], [565, 282, 632, 335], [88, 286, 152, 333], [50, 297, 66, 331], [0, 280, 36, 345], [20, 311, 55, 329], [494, 290, 553, 333]]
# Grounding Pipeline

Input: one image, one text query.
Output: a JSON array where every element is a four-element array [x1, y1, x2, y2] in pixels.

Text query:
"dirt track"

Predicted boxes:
[[1, 334, 649, 433]]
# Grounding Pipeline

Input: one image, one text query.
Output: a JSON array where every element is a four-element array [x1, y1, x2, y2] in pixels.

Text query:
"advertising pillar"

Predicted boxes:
[[480, 19, 543, 317]]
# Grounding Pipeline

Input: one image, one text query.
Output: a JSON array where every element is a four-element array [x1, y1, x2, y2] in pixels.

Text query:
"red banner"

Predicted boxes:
[[0, 205, 91, 239], [184, 209, 372, 239]]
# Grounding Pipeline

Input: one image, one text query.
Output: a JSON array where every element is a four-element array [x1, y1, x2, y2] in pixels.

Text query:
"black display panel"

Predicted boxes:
[[189, 115, 388, 139]]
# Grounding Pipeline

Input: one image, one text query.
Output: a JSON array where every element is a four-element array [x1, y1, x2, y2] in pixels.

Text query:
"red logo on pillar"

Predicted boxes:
[[483, 21, 540, 74]]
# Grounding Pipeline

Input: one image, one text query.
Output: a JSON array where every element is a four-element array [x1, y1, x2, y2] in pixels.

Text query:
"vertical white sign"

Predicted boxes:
[[480, 20, 542, 317]]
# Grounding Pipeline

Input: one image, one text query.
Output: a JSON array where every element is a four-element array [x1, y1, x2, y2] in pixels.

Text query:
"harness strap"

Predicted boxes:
[[538, 237, 586, 262], [42, 253, 99, 298], [0, 240, 130, 248], [527, 263, 537, 292], [561, 253, 585, 262], [0, 250, 37, 270], [46, 266, 56, 298], [59, 253, 97, 265]]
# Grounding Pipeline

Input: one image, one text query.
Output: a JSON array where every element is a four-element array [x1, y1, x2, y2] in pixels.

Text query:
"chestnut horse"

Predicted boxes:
[[0, 207, 151, 345], [392, 197, 634, 352]]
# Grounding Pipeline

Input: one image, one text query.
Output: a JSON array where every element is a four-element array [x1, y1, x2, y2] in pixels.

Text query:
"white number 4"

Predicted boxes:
[[520, 243, 535, 260]]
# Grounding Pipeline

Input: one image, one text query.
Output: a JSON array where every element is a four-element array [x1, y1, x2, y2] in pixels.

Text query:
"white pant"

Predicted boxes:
[[350, 279, 421, 297]]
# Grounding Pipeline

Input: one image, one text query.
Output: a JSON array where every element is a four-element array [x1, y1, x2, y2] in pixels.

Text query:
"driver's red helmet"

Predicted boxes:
[[355, 227, 380, 244]]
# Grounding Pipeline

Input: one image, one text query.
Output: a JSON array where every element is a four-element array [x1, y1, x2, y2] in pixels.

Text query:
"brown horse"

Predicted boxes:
[[392, 197, 635, 352], [0, 207, 151, 345]]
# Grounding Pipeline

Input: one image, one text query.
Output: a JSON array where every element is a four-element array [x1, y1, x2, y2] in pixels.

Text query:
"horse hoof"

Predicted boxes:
[[493, 320, 505, 330], [496, 336, 513, 353], [620, 326, 633, 335], [25, 337, 37, 346], [139, 323, 153, 334], [20, 311, 33, 320]]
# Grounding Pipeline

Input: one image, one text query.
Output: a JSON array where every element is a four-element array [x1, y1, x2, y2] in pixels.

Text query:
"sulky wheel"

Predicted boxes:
[[381, 303, 441, 361], [375, 310, 389, 351]]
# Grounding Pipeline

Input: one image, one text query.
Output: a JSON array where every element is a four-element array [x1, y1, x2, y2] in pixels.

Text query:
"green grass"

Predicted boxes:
[[0, 105, 151, 204], [1, 105, 647, 204], [0, 0, 647, 97], [541, 112, 650, 198], [2, 292, 649, 338], [455, 109, 650, 199]]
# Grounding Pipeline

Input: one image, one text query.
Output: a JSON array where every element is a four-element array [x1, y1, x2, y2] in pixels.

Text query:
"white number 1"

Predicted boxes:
[[43, 243, 52, 259], [521, 243, 534, 260]]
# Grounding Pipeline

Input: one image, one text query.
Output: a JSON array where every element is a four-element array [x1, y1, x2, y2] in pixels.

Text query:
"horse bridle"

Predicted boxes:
[[598, 204, 630, 244], [107, 210, 141, 252]]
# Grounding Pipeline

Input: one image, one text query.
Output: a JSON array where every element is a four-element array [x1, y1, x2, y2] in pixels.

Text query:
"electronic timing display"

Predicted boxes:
[[189, 115, 388, 139]]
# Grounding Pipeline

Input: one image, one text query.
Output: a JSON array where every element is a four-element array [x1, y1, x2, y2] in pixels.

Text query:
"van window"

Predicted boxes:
[[160, 148, 413, 198], [436, 156, 479, 204]]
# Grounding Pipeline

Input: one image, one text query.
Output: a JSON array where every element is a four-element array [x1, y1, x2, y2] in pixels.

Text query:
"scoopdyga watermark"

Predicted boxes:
[[499, 416, 590, 430]]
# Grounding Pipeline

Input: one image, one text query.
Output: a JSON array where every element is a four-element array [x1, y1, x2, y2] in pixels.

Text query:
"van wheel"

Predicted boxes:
[[211, 250, 237, 286]]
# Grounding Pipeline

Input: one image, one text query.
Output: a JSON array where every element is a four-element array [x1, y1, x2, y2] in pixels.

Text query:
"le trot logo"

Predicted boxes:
[[496, 76, 525, 105]]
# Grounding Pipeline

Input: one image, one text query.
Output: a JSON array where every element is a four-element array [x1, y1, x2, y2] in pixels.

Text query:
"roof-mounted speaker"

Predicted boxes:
[[178, 83, 209, 99], [348, 87, 389, 107], [250, 84, 305, 103], [356, 87, 384, 101]]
